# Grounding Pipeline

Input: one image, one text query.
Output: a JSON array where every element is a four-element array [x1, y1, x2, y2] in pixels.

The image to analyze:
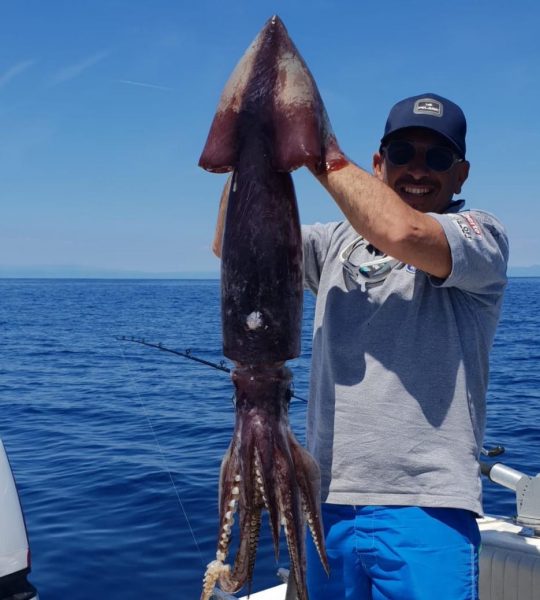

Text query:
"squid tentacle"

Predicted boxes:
[[218, 506, 262, 593], [254, 446, 281, 560], [289, 436, 329, 574], [275, 446, 308, 600]]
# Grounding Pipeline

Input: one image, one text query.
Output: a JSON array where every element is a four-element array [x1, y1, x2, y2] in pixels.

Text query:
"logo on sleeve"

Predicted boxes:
[[462, 213, 482, 237], [450, 214, 482, 241]]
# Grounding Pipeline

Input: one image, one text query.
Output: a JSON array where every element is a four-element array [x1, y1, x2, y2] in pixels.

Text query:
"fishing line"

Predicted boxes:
[[118, 345, 205, 566], [117, 336, 308, 403]]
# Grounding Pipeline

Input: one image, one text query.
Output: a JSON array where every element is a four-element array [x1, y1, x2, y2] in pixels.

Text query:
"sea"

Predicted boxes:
[[1, 277, 539, 599]]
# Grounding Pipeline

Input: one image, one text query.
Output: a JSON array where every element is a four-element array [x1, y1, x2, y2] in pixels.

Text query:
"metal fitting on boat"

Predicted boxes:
[[482, 461, 540, 535]]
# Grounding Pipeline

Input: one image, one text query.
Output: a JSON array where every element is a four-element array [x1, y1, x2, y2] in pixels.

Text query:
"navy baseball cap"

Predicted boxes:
[[380, 93, 467, 158]]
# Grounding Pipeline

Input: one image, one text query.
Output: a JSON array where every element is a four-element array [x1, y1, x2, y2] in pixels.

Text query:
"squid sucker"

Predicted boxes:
[[198, 15, 344, 600]]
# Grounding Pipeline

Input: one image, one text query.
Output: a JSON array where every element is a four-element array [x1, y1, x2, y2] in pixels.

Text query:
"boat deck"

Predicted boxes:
[[238, 584, 287, 600]]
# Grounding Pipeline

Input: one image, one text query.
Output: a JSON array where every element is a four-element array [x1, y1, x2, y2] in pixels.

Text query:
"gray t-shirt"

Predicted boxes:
[[302, 201, 509, 515]]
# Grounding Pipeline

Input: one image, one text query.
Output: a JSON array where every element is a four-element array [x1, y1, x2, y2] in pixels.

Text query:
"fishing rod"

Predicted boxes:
[[116, 336, 308, 403]]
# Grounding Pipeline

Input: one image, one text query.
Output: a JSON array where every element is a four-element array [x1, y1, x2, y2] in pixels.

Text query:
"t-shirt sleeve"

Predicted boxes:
[[302, 222, 340, 294], [428, 210, 509, 297]]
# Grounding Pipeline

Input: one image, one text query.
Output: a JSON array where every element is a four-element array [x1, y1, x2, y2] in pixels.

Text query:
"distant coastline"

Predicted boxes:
[[1, 265, 539, 279], [0, 266, 220, 279], [506, 266, 540, 277]]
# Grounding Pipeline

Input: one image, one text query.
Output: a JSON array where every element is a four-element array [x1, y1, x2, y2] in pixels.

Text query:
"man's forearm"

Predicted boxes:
[[314, 162, 452, 278]]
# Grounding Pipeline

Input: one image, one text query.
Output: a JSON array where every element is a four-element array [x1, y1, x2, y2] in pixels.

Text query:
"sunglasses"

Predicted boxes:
[[382, 140, 464, 172], [340, 236, 402, 287]]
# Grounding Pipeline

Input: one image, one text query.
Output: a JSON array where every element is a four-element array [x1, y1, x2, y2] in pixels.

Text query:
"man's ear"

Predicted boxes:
[[373, 152, 384, 181], [454, 160, 470, 194]]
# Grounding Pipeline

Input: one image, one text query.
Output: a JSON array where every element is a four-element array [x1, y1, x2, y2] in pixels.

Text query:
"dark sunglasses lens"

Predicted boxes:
[[386, 141, 414, 166], [426, 147, 455, 171]]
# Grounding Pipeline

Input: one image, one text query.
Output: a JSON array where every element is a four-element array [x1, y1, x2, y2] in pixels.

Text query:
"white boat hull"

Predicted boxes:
[[0, 439, 39, 600], [478, 516, 540, 599]]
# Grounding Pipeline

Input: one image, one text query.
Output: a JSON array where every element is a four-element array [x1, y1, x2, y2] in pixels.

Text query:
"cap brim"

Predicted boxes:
[[380, 126, 465, 158]]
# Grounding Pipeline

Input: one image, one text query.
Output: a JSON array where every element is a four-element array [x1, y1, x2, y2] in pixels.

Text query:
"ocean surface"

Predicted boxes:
[[1, 278, 539, 599]]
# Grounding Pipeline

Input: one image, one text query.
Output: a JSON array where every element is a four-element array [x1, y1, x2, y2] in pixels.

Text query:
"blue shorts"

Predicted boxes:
[[306, 504, 480, 600]]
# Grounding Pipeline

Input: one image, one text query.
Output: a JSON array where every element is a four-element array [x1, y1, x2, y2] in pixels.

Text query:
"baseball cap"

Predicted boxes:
[[380, 93, 467, 158]]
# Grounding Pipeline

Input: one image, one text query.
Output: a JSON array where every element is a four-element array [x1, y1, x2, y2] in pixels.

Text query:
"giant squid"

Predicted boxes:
[[198, 15, 345, 600]]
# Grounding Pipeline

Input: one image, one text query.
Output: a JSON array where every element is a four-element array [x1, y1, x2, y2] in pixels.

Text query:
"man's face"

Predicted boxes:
[[373, 128, 470, 214]]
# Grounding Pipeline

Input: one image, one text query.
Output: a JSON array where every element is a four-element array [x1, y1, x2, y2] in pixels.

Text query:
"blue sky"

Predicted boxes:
[[1, 0, 539, 276]]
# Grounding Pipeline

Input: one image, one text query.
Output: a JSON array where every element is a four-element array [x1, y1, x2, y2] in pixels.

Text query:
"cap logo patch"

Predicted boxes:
[[414, 98, 443, 118]]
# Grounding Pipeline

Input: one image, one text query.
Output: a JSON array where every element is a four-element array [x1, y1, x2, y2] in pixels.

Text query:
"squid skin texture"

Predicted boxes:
[[198, 15, 340, 600], [220, 129, 303, 364]]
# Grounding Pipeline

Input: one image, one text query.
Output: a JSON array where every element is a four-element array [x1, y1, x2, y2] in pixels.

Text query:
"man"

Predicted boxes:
[[212, 93, 508, 599], [302, 93, 508, 599]]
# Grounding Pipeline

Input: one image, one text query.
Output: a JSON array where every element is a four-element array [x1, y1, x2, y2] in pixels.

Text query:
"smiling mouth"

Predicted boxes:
[[401, 184, 433, 196]]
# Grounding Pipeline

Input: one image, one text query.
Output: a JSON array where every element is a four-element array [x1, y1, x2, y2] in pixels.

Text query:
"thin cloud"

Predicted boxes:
[[0, 60, 36, 88], [50, 51, 109, 85], [118, 79, 172, 92]]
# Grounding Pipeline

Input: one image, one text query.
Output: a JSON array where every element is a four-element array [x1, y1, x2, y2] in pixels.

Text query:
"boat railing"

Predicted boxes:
[[480, 445, 540, 535]]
